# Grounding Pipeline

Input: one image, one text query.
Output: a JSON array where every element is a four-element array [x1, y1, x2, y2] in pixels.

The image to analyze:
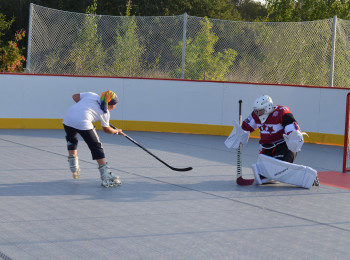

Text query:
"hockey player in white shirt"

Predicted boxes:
[[63, 90, 124, 188], [226, 95, 319, 188]]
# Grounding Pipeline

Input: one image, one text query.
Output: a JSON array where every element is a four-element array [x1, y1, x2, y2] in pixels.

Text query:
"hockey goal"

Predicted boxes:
[[343, 92, 350, 172]]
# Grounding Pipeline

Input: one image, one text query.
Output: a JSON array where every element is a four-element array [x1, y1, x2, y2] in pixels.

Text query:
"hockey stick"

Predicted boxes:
[[110, 124, 193, 172], [236, 100, 255, 186]]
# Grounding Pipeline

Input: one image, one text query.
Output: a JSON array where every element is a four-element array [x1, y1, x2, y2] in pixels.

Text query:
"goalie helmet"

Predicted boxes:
[[253, 95, 274, 123]]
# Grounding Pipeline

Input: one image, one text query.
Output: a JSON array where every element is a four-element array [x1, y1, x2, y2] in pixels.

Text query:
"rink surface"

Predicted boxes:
[[0, 129, 349, 260]]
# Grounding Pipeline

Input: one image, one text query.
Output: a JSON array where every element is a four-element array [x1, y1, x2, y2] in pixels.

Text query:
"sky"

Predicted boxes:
[[254, 0, 266, 4]]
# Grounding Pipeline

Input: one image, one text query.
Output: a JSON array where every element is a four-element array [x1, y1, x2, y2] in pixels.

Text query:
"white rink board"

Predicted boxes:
[[0, 73, 348, 135]]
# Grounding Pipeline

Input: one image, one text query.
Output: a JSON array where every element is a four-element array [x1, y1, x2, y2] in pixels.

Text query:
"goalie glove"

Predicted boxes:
[[225, 119, 250, 149], [283, 130, 308, 153]]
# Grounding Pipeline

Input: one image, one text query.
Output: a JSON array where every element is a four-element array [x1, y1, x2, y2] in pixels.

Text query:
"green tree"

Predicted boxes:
[[67, 0, 106, 75], [0, 29, 26, 72], [0, 13, 15, 46], [237, 0, 268, 21], [258, 0, 350, 87], [0, 14, 26, 72], [107, 0, 145, 76], [172, 17, 238, 81], [255, 21, 331, 86], [263, 0, 296, 22], [131, 0, 241, 20], [264, 0, 350, 22]]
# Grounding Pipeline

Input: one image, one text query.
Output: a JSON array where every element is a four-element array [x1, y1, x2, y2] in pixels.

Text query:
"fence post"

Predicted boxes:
[[26, 3, 33, 73], [329, 15, 337, 87], [181, 13, 188, 79]]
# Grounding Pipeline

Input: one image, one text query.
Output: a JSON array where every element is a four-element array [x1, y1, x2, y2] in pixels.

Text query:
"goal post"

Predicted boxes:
[[343, 92, 350, 172]]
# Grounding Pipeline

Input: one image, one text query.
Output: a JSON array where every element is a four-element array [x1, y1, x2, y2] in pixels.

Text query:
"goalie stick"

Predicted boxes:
[[110, 124, 193, 172], [236, 100, 255, 186]]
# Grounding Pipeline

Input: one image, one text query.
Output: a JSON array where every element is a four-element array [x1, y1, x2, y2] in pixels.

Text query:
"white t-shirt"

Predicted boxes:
[[63, 92, 110, 130]]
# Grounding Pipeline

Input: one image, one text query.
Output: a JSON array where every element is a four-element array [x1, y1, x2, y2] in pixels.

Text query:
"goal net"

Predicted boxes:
[[343, 92, 350, 172]]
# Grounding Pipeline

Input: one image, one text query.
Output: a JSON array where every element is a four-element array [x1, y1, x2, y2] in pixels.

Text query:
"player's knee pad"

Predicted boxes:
[[66, 140, 78, 150], [256, 154, 317, 189]]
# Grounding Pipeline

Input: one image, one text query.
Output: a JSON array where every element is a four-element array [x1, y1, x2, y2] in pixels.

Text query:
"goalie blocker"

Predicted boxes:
[[252, 154, 317, 189]]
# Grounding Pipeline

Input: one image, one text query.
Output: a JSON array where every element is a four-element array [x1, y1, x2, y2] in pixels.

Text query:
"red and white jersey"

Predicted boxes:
[[241, 105, 299, 144]]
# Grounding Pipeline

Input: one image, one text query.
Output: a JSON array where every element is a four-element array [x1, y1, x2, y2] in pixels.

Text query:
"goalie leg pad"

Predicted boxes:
[[252, 163, 274, 185], [257, 154, 317, 189], [252, 164, 262, 185]]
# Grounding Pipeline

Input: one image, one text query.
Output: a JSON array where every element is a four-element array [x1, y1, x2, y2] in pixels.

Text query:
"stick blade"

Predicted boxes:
[[236, 176, 255, 186], [170, 166, 193, 172]]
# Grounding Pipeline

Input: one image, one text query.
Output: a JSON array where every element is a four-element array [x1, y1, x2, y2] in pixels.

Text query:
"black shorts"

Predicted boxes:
[[260, 141, 295, 163], [63, 124, 105, 160]]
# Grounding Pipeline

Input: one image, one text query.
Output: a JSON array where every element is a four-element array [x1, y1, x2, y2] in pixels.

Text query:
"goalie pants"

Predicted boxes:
[[63, 124, 105, 160], [260, 141, 296, 163]]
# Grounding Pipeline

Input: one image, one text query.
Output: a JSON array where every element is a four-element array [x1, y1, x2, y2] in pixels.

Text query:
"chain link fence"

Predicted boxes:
[[27, 4, 350, 88]]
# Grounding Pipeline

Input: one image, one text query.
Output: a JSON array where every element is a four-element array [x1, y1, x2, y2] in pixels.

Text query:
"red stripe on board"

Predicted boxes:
[[0, 72, 347, 90], [318, 171, 350, 190]]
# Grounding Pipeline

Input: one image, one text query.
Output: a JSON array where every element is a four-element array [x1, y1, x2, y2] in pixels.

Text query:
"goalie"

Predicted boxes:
[[225, 95, 319, 188]]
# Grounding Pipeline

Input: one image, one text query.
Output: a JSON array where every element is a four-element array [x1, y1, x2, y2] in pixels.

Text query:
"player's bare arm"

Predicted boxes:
[[102, 126, 124, 136]]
